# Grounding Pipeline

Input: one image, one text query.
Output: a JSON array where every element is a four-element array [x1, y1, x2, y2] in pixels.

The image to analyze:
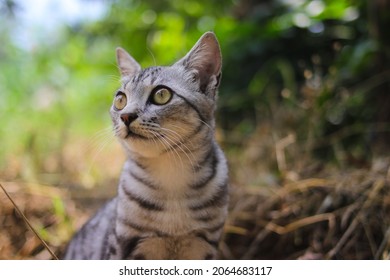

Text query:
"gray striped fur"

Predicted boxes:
[[63, 32, 228, 260]]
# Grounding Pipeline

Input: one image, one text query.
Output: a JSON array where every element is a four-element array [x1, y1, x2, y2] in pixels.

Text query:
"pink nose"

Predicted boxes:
[[120, 113, 138, 126]]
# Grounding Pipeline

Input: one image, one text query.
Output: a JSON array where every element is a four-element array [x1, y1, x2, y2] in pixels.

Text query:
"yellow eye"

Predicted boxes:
[[114, 92, 127, 110], [152, 88, 172, 105]]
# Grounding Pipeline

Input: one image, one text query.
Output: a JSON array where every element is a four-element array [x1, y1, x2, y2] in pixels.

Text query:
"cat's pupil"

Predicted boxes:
[[114, 92, 127, 110], [152, 88, 172, 105]]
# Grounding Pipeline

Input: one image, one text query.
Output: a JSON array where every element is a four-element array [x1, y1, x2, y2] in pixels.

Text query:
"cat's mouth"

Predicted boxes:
[[124, 128, 149, 140], [123, 126, 160, 141]]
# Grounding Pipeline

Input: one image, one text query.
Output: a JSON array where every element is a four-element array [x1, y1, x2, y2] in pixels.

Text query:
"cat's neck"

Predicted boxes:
[[126, 133, 214, 192]]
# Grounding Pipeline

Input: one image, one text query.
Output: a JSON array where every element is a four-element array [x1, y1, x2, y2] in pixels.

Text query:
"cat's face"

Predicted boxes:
[[110, 32, 222, 158]]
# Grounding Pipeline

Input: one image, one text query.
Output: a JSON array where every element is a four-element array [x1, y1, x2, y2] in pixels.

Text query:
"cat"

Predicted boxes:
[[63, 31, 229, 260]]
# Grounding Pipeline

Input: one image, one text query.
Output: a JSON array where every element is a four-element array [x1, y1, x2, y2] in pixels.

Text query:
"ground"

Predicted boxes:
[[1, 154, 389, 259]]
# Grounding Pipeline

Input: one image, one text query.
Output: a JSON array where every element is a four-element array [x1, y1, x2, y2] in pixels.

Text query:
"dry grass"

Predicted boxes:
[[1, 128, 390, 260], [1, 157, 390, 259], [221, 158, 390, 259]]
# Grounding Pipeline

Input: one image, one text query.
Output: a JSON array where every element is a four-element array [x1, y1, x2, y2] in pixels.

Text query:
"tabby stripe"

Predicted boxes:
[[124, 80, 131, 90], [118, 217, 145, 232], [189, 182, 228, 211], [195, 232, 219, 248], [100, 230, 110, 258], [150, 70, 160, 84], [118, 217, 167, 237], [191, 148, 218, 189], [132, 67, 160, 85], [107, 224, 119, 258], [206, 221, 226, 233], [133, 253, 146, 260], [145, 67, 162, 84], [130, 170, 158, 190], [109, 245, 117, 255], [194, 146, 215, 172], [132, 72, 143, 84], [175, 93, 208, 125], [122, 237, 142, 259], [194, 213, 217, 222], [140, 69, 151, 81], [132, 158, 148, 171], [122, 186, 164, 211]]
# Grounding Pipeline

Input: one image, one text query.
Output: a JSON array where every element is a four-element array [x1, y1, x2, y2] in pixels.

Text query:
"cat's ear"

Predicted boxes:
[[116, 47, 141, 78], [175, 32, 222, 94]]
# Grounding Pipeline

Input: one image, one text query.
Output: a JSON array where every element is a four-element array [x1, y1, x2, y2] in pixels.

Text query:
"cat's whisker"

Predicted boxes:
[[145, 122, 201, 172], [85, 130, 115, 177], [87, 139, 114, 173], [160, 135, 186, 171], [158, 129, 196, 173], [165, 123, 194, 137], [88, 126, 114, 143], [146, 47, 157, 67], [166, 128, 198, 157], [104, 74, 122, 84], [159, 127, 197, 169], [148, 129, 184, 170], [144, 129, 172, 164], [81, 126, 114, 157], [167, 122, 208, 148], [195, 118, 213, 131], [109, 62, 125, 82]]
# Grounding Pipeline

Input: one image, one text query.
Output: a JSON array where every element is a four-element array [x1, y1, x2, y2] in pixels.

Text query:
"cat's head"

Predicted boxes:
[[110, 32, 222, 158]]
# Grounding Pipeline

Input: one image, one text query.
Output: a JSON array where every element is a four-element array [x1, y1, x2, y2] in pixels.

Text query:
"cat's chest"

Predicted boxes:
[[153, 200, 195, 233], [116, 149, 225, 236], [117, 187, 199, 235], [118, 171, 202, 234]]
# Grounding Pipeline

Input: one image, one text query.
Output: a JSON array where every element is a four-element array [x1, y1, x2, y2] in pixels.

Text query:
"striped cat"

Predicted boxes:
[[63, 32, 229, 260]]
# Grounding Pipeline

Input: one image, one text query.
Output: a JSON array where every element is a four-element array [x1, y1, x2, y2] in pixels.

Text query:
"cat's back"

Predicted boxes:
[[63, 198, 117, 259]]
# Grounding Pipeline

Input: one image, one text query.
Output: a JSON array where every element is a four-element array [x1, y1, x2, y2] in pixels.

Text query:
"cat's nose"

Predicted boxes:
[[120, 113, 138, 126]]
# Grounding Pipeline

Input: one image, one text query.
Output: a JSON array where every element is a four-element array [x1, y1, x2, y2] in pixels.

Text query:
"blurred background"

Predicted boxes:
[[1, 0, 390, 259]]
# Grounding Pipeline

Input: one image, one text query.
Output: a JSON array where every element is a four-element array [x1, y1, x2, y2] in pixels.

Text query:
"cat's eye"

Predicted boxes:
[[152, 88, 172, 105], [114, 92, 127, 110]]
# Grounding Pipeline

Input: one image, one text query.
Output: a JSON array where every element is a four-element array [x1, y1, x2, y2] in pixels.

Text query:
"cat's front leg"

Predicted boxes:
[[126, 235, 218, 260]]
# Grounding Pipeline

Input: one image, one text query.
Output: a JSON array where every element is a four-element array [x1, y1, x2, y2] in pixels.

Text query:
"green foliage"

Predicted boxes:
[[0, 0, 389, 180]]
